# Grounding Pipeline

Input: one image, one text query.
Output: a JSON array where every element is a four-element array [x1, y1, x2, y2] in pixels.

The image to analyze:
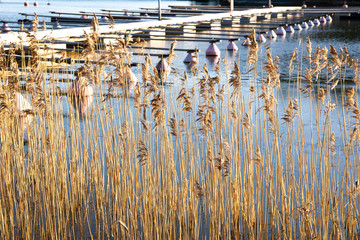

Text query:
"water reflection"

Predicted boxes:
[[206, 55, 220, 68], [185, 61, 198, 74], [225, 50, 237, 60], [277, 34, 287, 41]]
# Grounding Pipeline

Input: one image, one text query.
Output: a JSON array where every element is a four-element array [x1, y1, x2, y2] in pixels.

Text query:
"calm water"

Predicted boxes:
[[1, 0, 360, 171]]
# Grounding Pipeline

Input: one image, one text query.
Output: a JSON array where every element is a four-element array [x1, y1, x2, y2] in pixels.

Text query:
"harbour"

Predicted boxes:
[[0, 0, 360, 239]]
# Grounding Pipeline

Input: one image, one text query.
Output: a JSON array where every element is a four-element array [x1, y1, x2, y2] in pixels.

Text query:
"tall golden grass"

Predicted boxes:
[[0, 19, 359, 239]]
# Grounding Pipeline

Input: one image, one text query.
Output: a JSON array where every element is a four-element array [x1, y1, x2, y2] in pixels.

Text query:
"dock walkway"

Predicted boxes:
[[0, 7, 300, 44], [1, 5, 359, 49]]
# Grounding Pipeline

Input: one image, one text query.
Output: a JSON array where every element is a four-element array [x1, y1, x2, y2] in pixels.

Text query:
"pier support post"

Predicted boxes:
[[196, 21, 221, 31], [257, 13, 270, 20], [239, 15, 256, 23], [221, 18, 234, 27], [271, 12, 283, 18], [133, 29, 165, 38]]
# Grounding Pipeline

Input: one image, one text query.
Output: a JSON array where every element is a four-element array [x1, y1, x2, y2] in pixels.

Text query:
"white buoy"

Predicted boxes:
[[257, 33, 266, 43], [241, 37, 251, 46], [101, 16, 109, 22], [313, 18, 320, 25], [156, 57, 171, 81], [1, 22, 11, 33], [226, 40, 238, 51], [16, 93, 32, 116], [15, 93, 33, 133], [205, 41, 221, 56], [308, 20, 314, 27], [183, 50, 198, 63], [294, 24, 302, 30], [302, 4, 307, 8], [125, 67, 137, 83], [301, 22, 309, 29], [286, 25, 295, 33], [124, 67, 138, 91], [53, 21, 62, 29], [326, 15, 332, 22], [276, 26, 286, 35], [156, 58, 169, 72], [28, 22, 37, 31], [68, 76, 93, 97], [266, 30, 277, 39]]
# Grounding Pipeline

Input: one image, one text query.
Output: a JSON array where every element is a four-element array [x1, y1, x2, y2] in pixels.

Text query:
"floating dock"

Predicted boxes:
[[0, 7, 315, 43], [0, 5, 359, 57]]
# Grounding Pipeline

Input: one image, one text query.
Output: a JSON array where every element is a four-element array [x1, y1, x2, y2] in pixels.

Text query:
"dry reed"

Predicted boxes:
[[0, 27, 359, 240]]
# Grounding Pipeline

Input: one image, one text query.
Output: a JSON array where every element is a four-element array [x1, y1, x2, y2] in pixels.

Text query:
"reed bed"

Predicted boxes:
[[0, 19, 359, 239]]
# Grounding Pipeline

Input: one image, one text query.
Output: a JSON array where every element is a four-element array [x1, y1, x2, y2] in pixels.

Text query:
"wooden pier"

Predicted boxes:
[[0, 5, 359, 56], [1, 7, 303, 43]]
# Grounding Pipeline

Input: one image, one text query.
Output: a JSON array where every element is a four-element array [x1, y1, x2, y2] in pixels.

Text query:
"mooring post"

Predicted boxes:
[[158, 0, 162, 20]]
